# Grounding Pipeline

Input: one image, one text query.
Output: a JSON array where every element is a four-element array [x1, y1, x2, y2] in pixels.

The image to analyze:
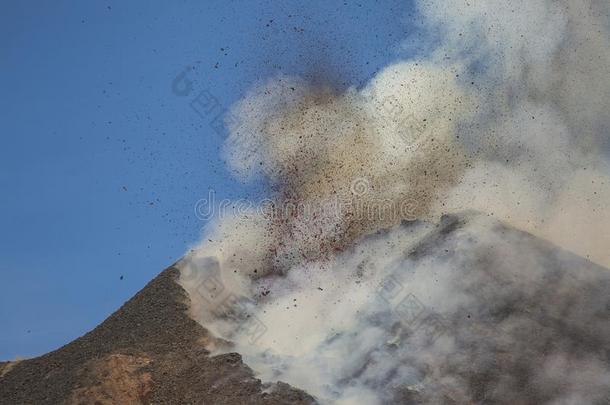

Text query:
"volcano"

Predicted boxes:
[[1, 212, 609, 404], [0, 267, 314, 405]]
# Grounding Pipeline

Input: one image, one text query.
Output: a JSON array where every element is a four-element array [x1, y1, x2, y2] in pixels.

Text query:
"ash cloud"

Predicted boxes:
[[180, 0, 610, 403], [419, 0, 610, 266]]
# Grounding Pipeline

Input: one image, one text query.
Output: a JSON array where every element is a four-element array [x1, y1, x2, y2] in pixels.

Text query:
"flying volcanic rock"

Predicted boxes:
[[0, 268, 314, 405], [2, 212, 606, 404], [180, 211, 610, 404]]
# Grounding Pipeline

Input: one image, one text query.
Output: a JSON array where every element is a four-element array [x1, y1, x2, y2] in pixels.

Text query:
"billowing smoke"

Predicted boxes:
[[179, 0, 610, 403], [221, 62, 472, 273], [418, 0, 610, 267]]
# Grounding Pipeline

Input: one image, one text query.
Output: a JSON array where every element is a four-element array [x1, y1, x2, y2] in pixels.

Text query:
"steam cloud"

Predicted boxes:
[[180, 1, 610, 403]]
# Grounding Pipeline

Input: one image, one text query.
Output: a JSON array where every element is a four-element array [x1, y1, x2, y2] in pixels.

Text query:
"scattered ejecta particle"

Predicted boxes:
[[6, 1, 610, 404]]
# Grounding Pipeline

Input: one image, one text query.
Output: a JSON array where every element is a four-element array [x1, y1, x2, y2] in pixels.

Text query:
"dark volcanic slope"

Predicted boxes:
[[304, 212, 610, 404], [2, 213, 609, 404], [0, 267, 315, 405]]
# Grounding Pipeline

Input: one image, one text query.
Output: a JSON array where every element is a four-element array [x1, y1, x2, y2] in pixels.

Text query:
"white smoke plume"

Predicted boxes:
[[418, 0, 610, 267], [179, 0, 610, 403]]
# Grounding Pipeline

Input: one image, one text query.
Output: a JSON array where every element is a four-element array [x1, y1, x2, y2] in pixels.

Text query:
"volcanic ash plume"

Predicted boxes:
[[222, 62, 472, 270], [420, 0, 610, 267], [180, 0, 610, 403]]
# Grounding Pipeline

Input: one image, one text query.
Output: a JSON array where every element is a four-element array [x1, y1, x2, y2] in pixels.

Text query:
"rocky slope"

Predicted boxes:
[[181, 212, 610, 404], [1, 212, 609, 404], [0, 267, 315, 405]]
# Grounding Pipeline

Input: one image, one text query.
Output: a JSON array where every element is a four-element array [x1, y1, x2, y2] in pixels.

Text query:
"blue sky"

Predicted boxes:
[[0, 0, 416, 359]]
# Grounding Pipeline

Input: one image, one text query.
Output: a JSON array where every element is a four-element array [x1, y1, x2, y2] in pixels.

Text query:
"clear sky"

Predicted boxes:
[[0, 0, 416, 359]]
